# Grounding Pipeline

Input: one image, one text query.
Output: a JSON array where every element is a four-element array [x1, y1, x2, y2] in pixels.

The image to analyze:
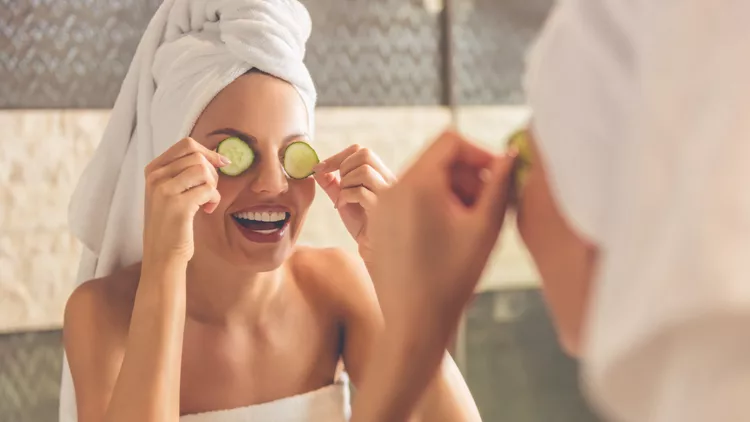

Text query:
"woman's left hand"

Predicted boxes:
[[313, 144, 396, 262]]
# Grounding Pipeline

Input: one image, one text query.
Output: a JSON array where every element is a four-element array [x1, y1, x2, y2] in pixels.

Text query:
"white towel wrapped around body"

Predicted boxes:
[[61, 1, 316, 421]]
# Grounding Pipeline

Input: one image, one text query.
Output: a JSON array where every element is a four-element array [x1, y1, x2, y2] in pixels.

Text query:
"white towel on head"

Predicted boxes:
[[61, 1, 316, 421]]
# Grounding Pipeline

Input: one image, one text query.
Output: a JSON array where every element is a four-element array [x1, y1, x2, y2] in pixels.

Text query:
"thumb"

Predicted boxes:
[[475, 150, 517, 224], [402, 130, 461, 181], [313, 171, 342, 205]]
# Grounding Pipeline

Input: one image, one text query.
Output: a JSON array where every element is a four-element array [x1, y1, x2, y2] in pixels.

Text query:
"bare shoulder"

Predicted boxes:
[[289, 246, 379, 316], [63, 264, 141, 355]]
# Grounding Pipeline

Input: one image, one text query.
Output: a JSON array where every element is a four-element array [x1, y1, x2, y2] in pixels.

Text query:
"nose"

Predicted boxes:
[[249, 156, 289, 195]]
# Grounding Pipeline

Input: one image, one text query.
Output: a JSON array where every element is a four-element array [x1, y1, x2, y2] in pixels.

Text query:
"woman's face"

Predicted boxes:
[[189, 71, 315, 272]]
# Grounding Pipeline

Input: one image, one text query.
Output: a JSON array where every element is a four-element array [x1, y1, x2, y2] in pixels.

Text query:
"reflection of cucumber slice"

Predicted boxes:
[[283, 141, 319, 179], [507, 129, 532, 189], [216, 137, 254, 176]]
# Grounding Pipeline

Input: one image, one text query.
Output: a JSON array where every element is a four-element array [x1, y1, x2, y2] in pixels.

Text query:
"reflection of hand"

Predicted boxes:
[[313, 145, 396, 262], [369, 130, 516, 340], [350, 131, 516, 422]]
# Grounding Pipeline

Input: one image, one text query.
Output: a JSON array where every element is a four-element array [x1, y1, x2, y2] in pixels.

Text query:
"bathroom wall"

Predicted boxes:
[[0, 106, 537, 333], [0, 0, 599, 421]]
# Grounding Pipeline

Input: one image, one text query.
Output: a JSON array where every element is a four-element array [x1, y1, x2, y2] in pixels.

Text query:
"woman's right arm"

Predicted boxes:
[[64, 263, 188, 422], [64, 138, 229, 422]]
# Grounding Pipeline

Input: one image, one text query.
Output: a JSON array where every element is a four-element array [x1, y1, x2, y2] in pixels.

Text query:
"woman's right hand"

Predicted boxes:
[[142, 137, 230, 266]]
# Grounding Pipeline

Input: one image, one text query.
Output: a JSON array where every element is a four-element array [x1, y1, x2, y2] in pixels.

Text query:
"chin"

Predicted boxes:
[[235, 242, 293, 272]]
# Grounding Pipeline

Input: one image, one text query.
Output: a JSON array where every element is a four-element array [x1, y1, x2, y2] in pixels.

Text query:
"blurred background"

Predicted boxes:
[[0, 0, 600, 420]]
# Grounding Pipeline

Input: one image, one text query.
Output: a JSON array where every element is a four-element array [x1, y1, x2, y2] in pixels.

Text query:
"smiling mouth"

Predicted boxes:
[[231, 211, 291, 234]]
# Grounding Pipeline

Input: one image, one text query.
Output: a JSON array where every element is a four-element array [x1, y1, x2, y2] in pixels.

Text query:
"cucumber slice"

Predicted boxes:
[[216, 137, 254, 176], [506, 129, 532, 191], [283, 141, 319, 179]]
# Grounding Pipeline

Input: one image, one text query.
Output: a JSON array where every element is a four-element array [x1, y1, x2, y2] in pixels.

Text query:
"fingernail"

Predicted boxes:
[[507, 147, 519, 158], [219, 155, 232, 166]]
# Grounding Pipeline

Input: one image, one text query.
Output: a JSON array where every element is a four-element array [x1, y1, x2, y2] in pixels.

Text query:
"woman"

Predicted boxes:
[[351, 1, 750, 422], [61, 1, 479, 421]]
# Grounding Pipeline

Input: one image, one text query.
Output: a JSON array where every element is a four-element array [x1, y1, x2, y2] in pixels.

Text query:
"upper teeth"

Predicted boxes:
[[234, 211, 287, 222]]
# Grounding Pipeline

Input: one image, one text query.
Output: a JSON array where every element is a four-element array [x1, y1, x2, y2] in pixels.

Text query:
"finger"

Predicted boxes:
[[146, 137, 230, 174], [336, 186, 378, 210], [182, 184, 221, 211], [340, 165, 389, 193], [202, 189, 222, 214], [313, 171, 342, 204], [452, 137, 495, 169], [404, 131, 461, 177], [449, 161, 485, 207], [313, 144, 362, 173], [339, 148, 395, 181], [475, 151, 518, 223], [148, 152, 218, 186], [163, 162, 217, 195], [403, 130, 493, 183]]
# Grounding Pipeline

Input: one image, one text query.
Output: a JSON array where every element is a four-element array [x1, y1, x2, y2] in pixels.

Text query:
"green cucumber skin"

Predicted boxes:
[[283, 141, 319, 180], [219, 163, 246, 177], [214, 139, 319, 179]]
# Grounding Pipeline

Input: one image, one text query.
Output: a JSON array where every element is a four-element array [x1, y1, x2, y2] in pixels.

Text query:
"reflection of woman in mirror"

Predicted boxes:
[[61, 1, 478, 422], [351, 2, 750, 422]]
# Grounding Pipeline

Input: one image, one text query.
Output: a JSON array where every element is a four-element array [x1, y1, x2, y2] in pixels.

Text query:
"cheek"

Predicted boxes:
[[215, 176, 245, 210], [193, 177, 243, 231], [292, 178, 316, 211]]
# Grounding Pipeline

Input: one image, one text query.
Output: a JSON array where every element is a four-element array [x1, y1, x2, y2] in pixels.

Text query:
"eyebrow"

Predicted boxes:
[[208, 128, 257, 147], [208, 128, 310, 146]]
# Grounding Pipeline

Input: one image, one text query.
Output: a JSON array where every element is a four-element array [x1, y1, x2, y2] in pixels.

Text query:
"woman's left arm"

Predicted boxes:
[[329, 250, 482, 422], [314, 145, 482, 421]]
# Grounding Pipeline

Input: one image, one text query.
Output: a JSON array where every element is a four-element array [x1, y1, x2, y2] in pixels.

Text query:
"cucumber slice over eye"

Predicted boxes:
[[283, 141, 319, 179], [216, 137, 254, 176], [507, 129, 532, 188]]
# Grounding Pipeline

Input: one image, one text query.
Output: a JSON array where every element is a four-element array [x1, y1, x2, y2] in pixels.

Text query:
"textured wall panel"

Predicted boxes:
[[0, 0, 442, 108], [0, 0, 162, 109], [0, 0, 554, 108], [304, 0, 443, 106], [453, 0, 553, 104], [0, 330, 62, 422]]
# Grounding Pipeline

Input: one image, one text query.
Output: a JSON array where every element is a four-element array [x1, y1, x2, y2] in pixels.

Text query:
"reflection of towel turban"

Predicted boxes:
[[526, 2, 750, 422], [62, 1, 316, 421]]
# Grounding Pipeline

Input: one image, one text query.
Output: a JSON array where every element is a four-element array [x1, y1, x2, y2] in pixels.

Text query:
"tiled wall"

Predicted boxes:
[[0, 330, 62, 422], [0, 0, 553, 108]]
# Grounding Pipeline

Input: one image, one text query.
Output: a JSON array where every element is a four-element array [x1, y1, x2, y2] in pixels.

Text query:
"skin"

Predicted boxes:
[[349, 129, 597, 421], [350, 132, 516, 422], [63, 72, 480, 422], [515, 130, 597, 356]]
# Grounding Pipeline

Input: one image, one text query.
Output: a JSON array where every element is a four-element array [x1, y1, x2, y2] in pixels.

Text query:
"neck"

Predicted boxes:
[[185, 253, 287, 326]]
